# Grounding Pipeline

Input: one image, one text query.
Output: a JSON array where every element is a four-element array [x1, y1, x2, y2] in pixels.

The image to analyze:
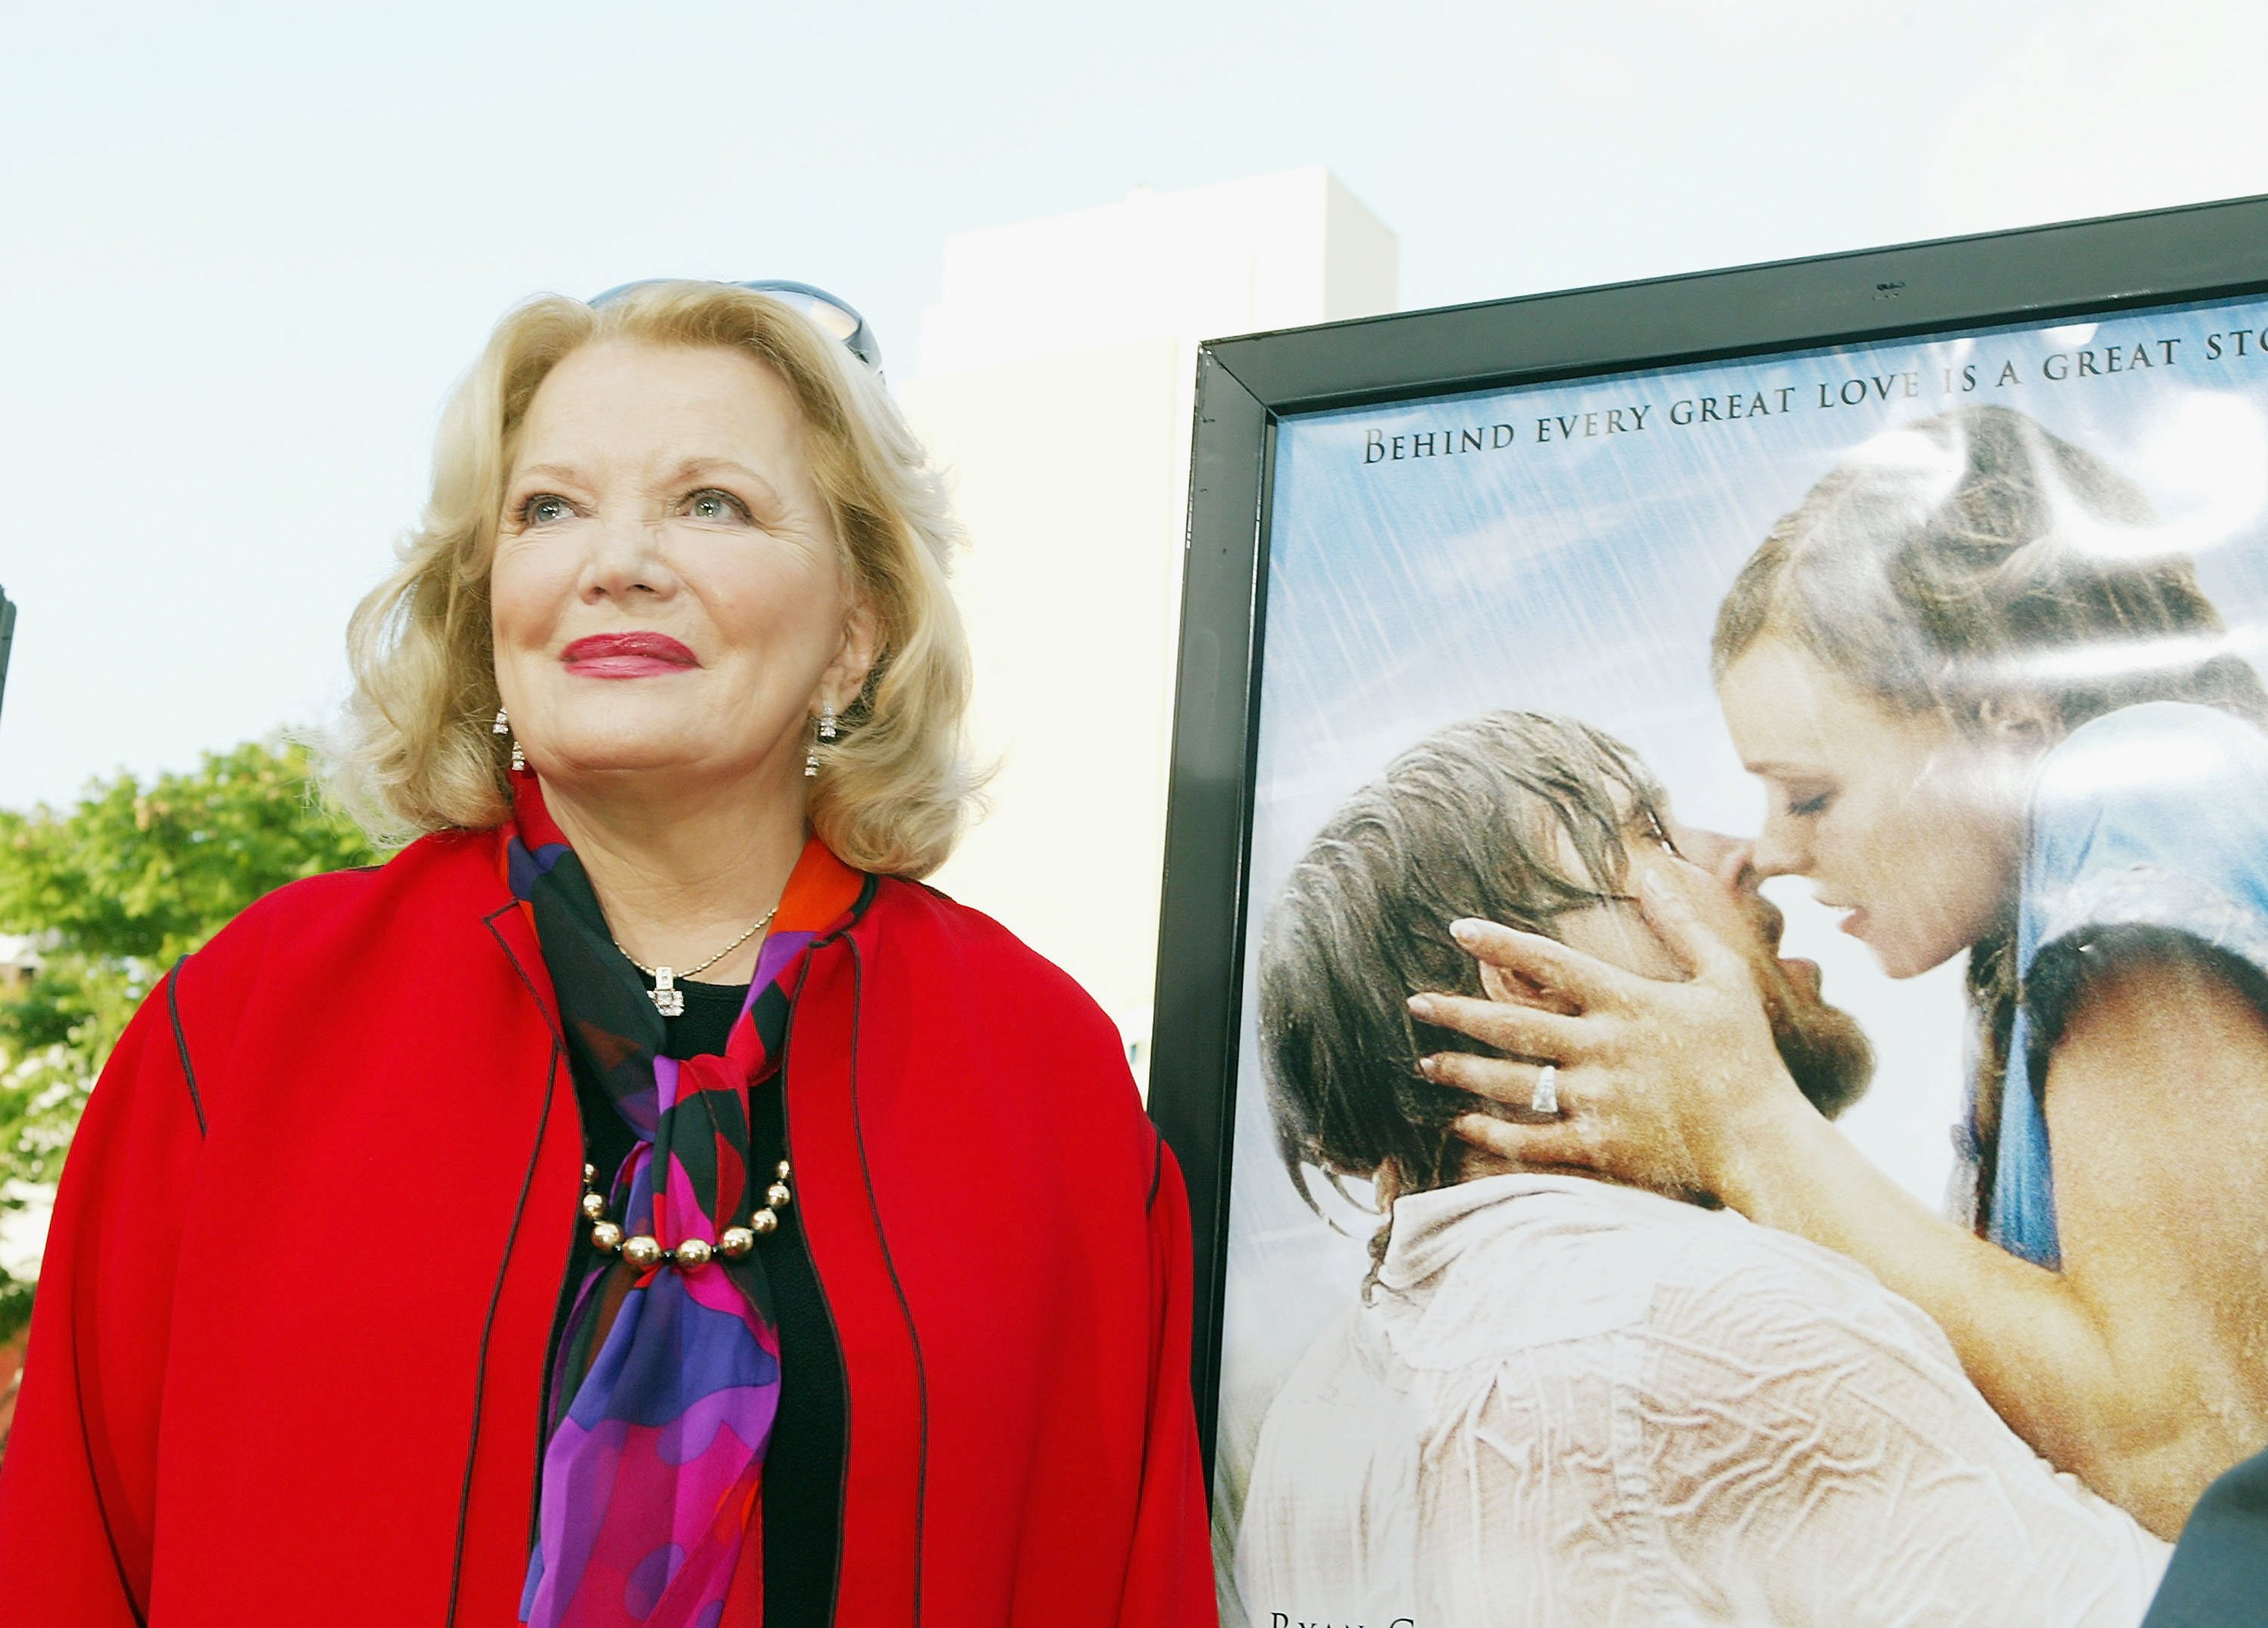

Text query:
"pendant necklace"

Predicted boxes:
[[612, 905, 778, 1016]]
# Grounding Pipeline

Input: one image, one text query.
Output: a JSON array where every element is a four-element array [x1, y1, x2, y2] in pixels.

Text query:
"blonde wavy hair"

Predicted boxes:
[[333, 280, 981, 877]]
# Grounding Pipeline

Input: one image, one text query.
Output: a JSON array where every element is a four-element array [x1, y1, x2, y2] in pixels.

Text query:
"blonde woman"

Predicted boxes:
[[0, 281, 1213, 1628], [1427, 407, 2268, 1553]]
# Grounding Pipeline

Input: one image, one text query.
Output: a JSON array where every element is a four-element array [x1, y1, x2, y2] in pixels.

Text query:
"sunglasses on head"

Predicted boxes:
[[588, 278, 884, 376]]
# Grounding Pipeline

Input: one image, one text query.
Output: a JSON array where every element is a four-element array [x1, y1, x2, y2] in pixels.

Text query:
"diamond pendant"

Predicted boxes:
[[650, 967, 684, 1017]]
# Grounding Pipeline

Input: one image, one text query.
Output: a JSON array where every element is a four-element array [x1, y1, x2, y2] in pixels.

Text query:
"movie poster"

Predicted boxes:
[[1215, 296, 2268, 1625]]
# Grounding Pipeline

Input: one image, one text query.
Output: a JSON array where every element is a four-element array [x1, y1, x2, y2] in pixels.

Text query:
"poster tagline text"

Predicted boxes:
[[1358, 325, 2268, 467]]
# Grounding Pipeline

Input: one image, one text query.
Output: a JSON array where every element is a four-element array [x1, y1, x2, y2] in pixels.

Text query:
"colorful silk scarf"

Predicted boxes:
[[507, 779, 864, 1628]]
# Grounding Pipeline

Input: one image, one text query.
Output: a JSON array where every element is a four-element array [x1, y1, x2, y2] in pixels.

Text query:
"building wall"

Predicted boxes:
[[897, 169, 1396, 1084]]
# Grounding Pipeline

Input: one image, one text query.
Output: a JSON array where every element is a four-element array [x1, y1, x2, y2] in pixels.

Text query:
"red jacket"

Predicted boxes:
[[0, 828, 1213, 1626]]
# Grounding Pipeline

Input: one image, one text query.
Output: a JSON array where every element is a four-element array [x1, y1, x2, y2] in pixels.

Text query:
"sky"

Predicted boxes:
[[5, 0, 2268, 809]]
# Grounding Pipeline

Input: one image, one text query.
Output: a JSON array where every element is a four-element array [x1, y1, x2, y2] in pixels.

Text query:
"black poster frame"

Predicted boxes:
[[0, 588, 14, 732], [1144, 192, 2268, 1478]]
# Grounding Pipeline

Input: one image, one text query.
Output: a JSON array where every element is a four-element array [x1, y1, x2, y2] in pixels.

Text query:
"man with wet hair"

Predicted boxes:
[[1235, 710, 2167, 1628]]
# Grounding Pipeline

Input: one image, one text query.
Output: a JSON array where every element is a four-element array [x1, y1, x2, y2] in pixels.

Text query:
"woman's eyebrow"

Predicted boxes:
[[664, 457, 787, 505], [666, 455, 767, 483], [510, 463, 588, 488]]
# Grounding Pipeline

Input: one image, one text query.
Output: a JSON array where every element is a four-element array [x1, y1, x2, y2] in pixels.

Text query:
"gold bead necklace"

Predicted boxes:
[[578, 1159, 795, 1271]]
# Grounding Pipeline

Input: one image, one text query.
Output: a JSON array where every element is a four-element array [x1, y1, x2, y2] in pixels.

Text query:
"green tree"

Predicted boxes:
[[0, 740, 377, 1338]]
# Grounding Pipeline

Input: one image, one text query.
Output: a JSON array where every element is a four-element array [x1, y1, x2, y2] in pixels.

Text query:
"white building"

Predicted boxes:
[[0, 935, 42, 993], [900, 169, 1397, 1084]]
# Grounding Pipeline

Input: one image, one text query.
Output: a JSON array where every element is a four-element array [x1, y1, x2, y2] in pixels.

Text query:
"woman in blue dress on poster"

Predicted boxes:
[[1418, 406, 2268, 1569]]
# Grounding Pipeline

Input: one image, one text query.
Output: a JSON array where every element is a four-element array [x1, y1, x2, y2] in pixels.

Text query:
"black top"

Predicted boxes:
[[557, 975, 847, 1625]]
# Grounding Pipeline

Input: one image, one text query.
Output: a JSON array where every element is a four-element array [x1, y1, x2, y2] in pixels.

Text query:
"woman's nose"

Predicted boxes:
[[583, 518, 676, 602], [1668, 824, 1756, 891], [1750, 812, 1805, 879]]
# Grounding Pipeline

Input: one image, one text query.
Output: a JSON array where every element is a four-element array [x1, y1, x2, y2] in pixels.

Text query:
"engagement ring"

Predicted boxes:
[[1531, 1063, 1560, 1117]]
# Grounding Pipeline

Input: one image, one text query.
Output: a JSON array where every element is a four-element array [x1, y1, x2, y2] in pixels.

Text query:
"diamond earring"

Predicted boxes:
[[805, 705, 838, 779], [494, 707, 525, 773]]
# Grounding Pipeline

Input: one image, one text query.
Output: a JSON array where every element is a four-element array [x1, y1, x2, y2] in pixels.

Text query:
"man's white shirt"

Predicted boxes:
[[1235, 1173, 2169, 1627]]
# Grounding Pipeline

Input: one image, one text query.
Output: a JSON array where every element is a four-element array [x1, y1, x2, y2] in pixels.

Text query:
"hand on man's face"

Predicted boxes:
[[1415, 821, 1878, 1179]]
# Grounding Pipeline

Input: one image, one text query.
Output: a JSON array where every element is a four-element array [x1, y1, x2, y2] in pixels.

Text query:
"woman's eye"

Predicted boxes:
[[521, 494, 574, 526], [686, 488, 751, 523], [1786, 790, 1836, 819]]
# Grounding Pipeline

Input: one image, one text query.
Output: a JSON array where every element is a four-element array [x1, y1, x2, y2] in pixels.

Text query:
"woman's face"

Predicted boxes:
[[491, 339, 874, 800], [1716, 635, 2028, 979]]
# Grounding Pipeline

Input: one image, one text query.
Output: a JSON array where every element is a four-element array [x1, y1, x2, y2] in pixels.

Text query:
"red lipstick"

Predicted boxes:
[[561, 632, 699, 679]]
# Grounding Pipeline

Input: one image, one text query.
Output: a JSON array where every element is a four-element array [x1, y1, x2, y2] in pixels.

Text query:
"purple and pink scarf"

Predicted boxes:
[[506, 780, 863, 1628]]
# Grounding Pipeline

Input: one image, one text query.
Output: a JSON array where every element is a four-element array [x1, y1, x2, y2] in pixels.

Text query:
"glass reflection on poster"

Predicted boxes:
[[1216, 296, 2268, 1626]]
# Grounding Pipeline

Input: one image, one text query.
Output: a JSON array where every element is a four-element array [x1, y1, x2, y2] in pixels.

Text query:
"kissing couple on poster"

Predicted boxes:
[[1240, 405, 2268, 1626]]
